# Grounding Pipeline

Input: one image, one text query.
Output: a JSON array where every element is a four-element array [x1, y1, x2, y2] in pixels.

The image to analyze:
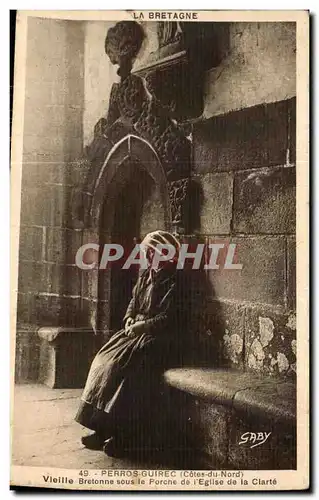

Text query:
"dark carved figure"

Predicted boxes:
[[157, 21, 183, 48], [83, 21, 192, 232]]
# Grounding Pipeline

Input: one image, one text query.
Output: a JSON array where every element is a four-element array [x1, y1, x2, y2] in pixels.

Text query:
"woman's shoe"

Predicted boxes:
[[103, 436, 125, 458], [81, 432, 105, 450]]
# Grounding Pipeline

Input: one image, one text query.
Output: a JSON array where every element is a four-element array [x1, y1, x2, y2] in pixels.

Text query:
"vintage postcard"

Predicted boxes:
[[10, 10, 309, 491]]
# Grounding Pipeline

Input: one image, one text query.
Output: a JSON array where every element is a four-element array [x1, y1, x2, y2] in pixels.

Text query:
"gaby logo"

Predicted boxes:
[[238, 432, 272, 449], [75, 242, 243, 271]]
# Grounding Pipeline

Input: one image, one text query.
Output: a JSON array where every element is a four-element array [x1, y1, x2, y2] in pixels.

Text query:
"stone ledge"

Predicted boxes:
[[38, 326, 94, 344], [38, 326, 97, 389], [164, 368, 296, 469], [164, 367, 296, 422]]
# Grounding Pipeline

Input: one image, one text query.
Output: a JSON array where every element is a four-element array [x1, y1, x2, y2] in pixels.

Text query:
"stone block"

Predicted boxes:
[[15, 323, 41, 383], [38, 327, 96, 388], [233, 379, 296, 423], [59, 296, 86, 327], [20, 184, 66, 226], [32, 294, 86, 328], [287, 237, 296, 310], [67, 77, 84, 108], [233, 166, 296, 234], [82, 269, 99, 301], [206, 300, 246, 368], [65, 106, 83, 140], [23, 103, 66, 139], [65, 136, 83, 163], [21, 162, 57, 186], [188, 397, 231, 467], [25, 80, 56, 107], [21, 161, 85, 188], [33, 294, 65, 327], [32, 263, 82, 296], [194, 99, 290, 173], [18, 226, 43, 262], [288, 97, 296, 164], [18, 261, 44, 294], [45, 228, 83, 265], [50, 78, 69, 106], [244, 306, 296, 377], [197, 172, 233, 234], [228, 407, 296, 469], [61, 266, 82, 297], [16, 293, 36, 324], [23, 134, 65, 163], [208, 236, 286, 306]]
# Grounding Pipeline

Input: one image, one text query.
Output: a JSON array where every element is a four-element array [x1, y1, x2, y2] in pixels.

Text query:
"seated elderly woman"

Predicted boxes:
[[75, 230, 184, 457]]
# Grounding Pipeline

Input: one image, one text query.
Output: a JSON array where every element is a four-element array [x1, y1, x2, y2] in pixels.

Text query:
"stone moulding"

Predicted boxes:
[[77, 21, 197, 235]]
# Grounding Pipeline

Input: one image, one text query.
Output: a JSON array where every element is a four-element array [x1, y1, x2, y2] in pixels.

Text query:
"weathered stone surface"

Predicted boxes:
[[194, 99, 290, 173], [82, 269, 99, 301], [208, 236, 286, 306], [18, 261, 44, 294], [23, 135, 66, 164], [18, 226, 44, 262], [38, 327, 96, 388], [244, 306, 296, 376], [188, 397, 231, 467], [197, 172, 233, 234], [233, 379, 296, 422], [24, 103, 68, 139], [65, 266, 82, 297], [228, 409, 296, 469], [288, 97, 296, 164], [21, 160, 90, 189], [18, 262, 81, 296], [20, 184, 66, 227], [206, 300, 246, 369], [164, 368, 265, 405], [16, 293, 36, 324], [13, 384, 173, 470], [29, 294, 84, 328], [15, 324, 41, 383], [164, 368, 296, 469], [46, 228, 83, 265], [203, 23, 296, 118], [233, 166, 296, 234], [287, 237, 296, 310]]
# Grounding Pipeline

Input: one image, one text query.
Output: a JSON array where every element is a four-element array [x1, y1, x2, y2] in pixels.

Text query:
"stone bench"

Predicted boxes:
[[38, 327, 97, 389], [36, 327, 296, 469], [163, 367, 296, 470]]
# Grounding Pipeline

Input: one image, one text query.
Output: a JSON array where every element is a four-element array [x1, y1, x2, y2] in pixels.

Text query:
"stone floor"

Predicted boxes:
[[11, 384, 169, 470]]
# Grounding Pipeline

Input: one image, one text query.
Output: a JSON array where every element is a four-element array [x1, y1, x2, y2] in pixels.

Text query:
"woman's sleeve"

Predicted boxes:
[[144, 282, 177, 335], [123, 279, 139, 323]]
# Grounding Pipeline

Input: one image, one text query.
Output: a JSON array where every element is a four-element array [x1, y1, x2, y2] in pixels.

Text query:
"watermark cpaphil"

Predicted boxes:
[[75, 235, 243, 271]]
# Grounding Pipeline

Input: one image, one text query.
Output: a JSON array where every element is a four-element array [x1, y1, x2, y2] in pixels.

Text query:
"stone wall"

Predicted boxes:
[[16, 17, 85, 381], [203, 22, 296, 117], [193, 98, 296, 377]]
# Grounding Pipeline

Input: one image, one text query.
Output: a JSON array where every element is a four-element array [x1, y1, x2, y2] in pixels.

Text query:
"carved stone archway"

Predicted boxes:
[[90, 134, 171, 231], [87, 134, 171, 339]]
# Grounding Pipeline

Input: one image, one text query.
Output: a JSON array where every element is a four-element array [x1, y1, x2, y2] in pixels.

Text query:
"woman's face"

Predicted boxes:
[[145, 247, 155, 266]]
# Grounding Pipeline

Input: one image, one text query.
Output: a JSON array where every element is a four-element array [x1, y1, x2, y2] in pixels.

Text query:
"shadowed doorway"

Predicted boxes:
[[98, 158, 166, 338]]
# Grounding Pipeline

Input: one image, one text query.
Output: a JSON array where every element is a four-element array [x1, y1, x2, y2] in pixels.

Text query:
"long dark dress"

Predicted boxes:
[[75, 263, 182, 437]]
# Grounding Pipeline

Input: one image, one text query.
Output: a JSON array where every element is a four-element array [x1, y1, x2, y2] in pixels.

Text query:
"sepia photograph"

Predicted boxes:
[[10, 10, 309, 490]]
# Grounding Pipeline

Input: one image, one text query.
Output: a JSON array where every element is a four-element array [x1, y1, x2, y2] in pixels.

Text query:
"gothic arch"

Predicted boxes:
[[87, 134, 172, 338], [90, 134, 171, 232]]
